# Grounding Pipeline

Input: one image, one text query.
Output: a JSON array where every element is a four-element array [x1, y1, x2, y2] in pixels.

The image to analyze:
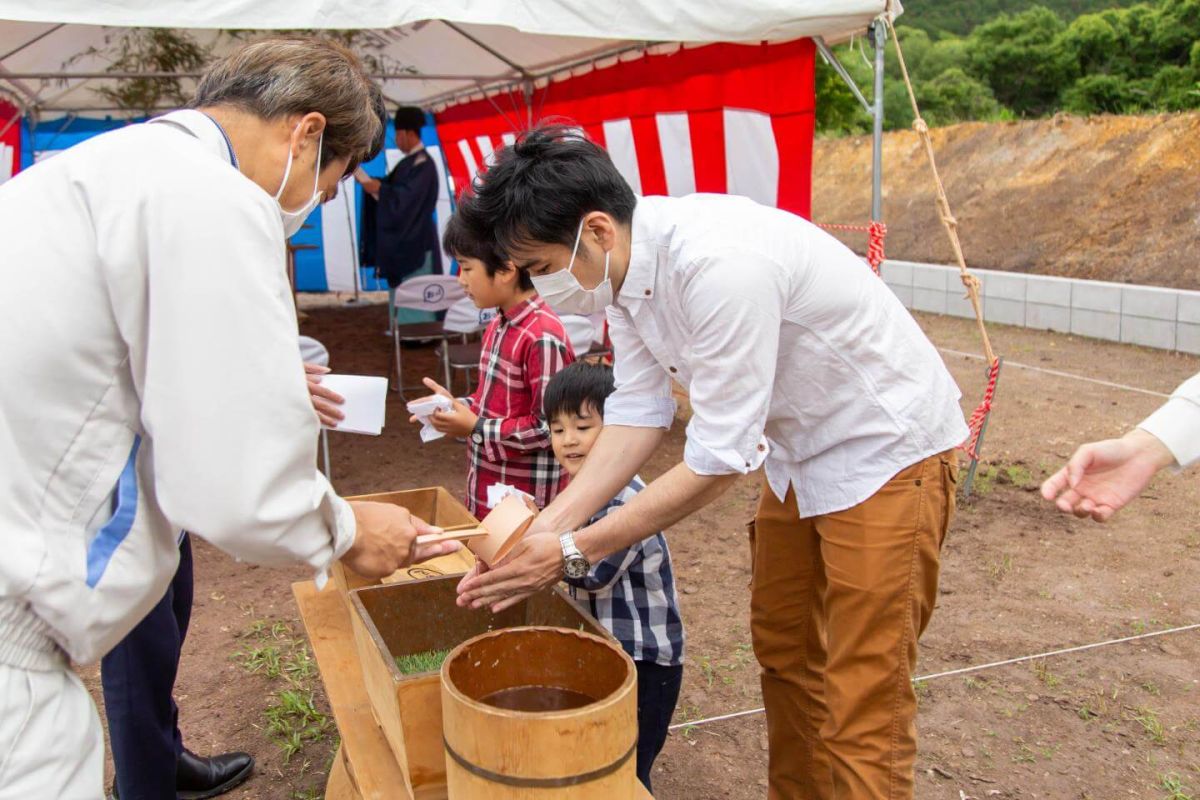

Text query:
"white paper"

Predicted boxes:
[[319, 374, 388, 436], [406, 395, 454, 442], [487, 483, 535, 510]]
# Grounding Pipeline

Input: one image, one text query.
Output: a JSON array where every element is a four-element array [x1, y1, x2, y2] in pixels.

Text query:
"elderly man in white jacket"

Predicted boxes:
[[0, 38, 456, 798], [1042, 374, 1200, 519]]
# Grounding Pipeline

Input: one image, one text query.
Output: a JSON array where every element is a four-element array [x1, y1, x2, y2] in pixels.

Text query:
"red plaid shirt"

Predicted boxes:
[[462, 296, 574, 517]]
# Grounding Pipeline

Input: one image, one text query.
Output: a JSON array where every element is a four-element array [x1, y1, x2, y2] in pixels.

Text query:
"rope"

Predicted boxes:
[[958, 358, 999, 461], [668, 621, 1200, 732], [818, 221, 887, 276], [883, 15, 999, 461]]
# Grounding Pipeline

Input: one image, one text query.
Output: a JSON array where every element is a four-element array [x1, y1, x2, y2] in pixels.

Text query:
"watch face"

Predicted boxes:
[[564, 556, 589, 579]]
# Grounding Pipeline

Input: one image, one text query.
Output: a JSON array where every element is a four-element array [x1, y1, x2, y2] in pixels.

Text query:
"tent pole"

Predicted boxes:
[[0, 23, 65, 62], [344, 180, 362, 305], [813, 37, 871, 114], [523, 80, 534, 128], [870, 20, 886, 223]]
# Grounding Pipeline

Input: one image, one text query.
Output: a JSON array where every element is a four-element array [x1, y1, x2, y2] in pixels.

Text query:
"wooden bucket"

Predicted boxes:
[[440, 627, 638, 798], [331, 486, 479, 598], [349, 579, 612, 797]]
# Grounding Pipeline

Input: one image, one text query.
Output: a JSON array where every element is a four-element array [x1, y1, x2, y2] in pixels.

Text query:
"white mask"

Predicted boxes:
[[531, 217, 613, 315], [275, 125, 324, 238]]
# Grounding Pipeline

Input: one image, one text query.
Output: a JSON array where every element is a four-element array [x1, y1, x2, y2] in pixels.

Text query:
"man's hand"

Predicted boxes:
[[342, 501, 460, 577], [455, 532, 563, 613], [1040, 429, 1176, 522], [353, 167, 381, 199], [407, 377, 478, 437], [304, 363, 346, 427]]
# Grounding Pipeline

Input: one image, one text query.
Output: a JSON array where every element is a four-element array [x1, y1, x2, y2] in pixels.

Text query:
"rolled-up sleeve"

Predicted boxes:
[[128, 179, 355, 580], [679, 250, 782, 476], [602, 305, 676, 428], [1138, 372, 1200, 468]]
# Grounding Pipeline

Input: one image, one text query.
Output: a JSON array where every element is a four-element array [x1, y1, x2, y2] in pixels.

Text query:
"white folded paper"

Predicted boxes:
[[317, 374, 388, 436], [406, 395, 454, 442], [487, 483, 536, 510]]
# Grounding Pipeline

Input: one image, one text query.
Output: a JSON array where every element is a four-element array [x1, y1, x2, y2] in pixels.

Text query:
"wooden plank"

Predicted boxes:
[[294, 580, 447, 800], [325, 745, 359, 800]]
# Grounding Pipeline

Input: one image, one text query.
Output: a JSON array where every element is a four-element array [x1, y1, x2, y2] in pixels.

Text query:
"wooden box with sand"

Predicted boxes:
[[331, 487, 480, 601], [349, 575, 613, 797]]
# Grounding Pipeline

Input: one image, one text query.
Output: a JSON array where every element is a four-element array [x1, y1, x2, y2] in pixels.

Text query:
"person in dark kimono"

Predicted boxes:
[[355, 105, 443, 329]]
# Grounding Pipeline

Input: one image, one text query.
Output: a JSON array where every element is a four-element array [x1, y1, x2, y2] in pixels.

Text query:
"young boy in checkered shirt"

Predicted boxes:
[[544, 361, 685, 794], [409, 200, 573, 516]]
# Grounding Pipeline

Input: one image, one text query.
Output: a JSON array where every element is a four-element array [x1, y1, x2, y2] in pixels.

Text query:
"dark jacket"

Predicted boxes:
[[360, 147, 442, 286]]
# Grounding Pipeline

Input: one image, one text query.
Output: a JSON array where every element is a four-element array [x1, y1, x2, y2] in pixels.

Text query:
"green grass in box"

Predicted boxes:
[[394, 648, 450, 675]]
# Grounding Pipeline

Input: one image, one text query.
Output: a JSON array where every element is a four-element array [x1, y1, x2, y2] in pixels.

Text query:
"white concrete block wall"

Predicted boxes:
[[879, 260, 1200, 356]]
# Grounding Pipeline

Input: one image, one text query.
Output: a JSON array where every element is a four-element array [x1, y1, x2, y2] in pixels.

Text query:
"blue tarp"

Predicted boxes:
[[18, 111, 447, 292]]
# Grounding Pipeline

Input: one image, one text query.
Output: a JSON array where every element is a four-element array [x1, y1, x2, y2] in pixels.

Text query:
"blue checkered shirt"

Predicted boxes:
[[565, 476, 685, 666]]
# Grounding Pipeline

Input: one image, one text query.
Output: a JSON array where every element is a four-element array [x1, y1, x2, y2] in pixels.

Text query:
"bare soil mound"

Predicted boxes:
[[813, 113, 1200, 290]]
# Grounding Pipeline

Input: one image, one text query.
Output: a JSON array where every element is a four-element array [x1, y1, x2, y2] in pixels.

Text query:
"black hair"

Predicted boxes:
[[543, 362, 616, 423], [442, 197, 534, 291], [393, 105, 426, 134], [470, 123, 637, 253]]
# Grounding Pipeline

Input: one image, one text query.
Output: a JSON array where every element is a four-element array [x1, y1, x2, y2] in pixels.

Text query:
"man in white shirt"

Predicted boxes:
[[1042, 374, 1200, 519], [0, 38, 456, 798], [455, 126, 967, 799]]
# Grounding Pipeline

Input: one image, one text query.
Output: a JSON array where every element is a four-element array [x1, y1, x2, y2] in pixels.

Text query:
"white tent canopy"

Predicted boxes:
[[0, 1, 895, 116]]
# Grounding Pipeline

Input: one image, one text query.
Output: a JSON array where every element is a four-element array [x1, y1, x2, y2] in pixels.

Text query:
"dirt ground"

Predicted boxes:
[[80, 300, 1200, 800], [813, 112, 1200, 290]]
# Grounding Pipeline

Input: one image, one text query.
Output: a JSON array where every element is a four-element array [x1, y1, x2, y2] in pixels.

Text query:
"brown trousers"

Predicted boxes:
[[750, 451, 957, 800]]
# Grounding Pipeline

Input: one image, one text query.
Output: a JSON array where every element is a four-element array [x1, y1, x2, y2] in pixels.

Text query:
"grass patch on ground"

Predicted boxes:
[[394, 648, 451, 675]]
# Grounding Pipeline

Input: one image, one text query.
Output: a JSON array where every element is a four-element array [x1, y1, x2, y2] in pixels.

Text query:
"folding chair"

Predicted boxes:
[[446, 341, 484, 395], [560, 314, 603, 361], [390, 275, 466, 396], [441, 297, 496, 395]]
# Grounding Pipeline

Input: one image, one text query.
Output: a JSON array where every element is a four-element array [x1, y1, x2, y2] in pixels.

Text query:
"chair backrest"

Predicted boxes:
[[559, 314, 597, 357], [444, 297, 498, 334], [392, 275, 466, 312], [298, 335, 329, 367]]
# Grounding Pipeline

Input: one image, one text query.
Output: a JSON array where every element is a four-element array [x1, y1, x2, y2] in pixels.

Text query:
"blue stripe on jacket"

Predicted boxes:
[[86, 436, 141, 588]]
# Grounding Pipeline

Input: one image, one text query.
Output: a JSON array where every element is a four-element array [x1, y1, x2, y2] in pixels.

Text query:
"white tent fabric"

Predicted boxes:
[[0, 1, 895, 117]]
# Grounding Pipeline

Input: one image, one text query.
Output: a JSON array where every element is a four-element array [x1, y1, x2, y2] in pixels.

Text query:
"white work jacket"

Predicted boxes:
[[0, 110, 355, 665]]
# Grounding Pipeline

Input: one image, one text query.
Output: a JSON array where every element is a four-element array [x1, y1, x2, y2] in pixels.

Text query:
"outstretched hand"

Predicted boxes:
[[407, 377, 478, 437], [1040, 429, 1175, 522], [455, 531, 564, 613], [342, 501, 459, 578]]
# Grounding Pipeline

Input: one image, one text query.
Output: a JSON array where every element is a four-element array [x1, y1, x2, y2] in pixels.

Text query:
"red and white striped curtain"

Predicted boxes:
[[435, 39, 815, 219], [0, 100, 20, 185]]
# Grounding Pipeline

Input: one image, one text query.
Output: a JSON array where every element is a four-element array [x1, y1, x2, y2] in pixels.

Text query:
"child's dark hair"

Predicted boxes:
[[442, 197, 534, 291], [544, 362, 616, 422]]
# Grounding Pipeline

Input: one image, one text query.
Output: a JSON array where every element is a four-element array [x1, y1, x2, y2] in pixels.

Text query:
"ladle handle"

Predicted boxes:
[[416, 527, 489, 546]]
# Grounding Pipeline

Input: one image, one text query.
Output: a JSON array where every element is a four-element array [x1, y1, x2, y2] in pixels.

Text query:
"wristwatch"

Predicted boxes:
[[559, 531, 590, 579], [470, 417, 485, 446]]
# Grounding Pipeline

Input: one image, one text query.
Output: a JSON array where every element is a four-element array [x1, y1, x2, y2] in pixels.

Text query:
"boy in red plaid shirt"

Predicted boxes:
[[408, 201, 574, 516]]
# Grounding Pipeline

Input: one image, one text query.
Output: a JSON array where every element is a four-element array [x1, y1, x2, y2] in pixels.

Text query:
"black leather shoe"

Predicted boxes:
[[176, 749, 254, 800]]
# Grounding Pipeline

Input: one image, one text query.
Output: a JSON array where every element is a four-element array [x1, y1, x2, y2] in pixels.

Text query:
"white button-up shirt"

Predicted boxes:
[[1139, 372, 1200, 468], [603, 194, 968, 518]]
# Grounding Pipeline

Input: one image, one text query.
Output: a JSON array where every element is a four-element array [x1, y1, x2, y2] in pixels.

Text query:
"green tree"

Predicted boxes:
[[815, 56, 872, 134], [1148, 63, 1200, 108], [968, 7, 1079, 115], [917, 67, 1006, 124], [1062, 72, 1141, 111], [1060, 13, 1122, 73]]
